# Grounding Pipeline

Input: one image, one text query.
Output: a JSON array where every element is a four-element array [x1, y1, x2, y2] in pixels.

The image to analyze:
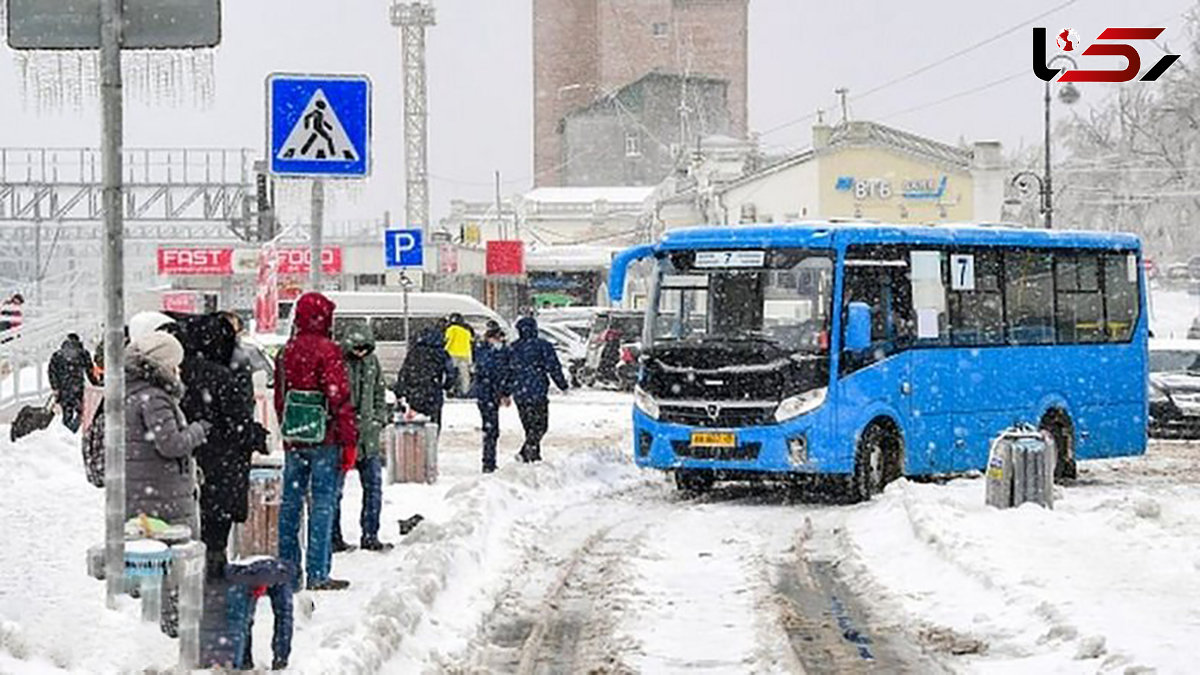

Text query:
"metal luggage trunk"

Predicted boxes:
[[985, 426, 1056, 509], [230, 465, 283, 558], [385, 419, 439, 484]]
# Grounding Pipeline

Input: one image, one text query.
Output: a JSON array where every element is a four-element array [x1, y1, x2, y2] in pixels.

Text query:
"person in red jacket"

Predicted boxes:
[[273, 292, 358, 591]]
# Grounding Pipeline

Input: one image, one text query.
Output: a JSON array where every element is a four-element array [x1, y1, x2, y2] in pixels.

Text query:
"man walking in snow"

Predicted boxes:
[[274, 292, 358, 591], [508, 317, 569, 463], [48, 333, 92, 432], [444, 312, 474, 397], [473, 325, 512, 473], [332, 324, 393, 553]]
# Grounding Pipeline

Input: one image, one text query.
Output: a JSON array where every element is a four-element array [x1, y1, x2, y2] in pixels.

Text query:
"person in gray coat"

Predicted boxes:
[[124, 330, 210, 530]]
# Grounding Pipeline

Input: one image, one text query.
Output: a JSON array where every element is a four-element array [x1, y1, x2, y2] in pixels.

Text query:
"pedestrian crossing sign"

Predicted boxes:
[[268, 73, 371, 178]]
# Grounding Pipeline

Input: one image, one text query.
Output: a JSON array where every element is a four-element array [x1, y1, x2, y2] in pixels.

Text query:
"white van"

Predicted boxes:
[[323, 291, 510, 375]]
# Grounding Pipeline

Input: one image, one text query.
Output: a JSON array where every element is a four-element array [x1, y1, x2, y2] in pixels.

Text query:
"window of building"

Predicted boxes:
[[1055, 252, 1105, 343], [652, 22, 669, 37], [625, 131, 642, 157], [1004, 250, 1054, 344]]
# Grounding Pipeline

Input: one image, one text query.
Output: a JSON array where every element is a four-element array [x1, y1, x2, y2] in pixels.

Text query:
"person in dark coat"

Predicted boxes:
[[473, 326, 512, 473], [508, 317, 569, 462], [273, 292, 358, 592], [220, 311, 256, 405], [394, 326, 456, 428], [49, 333, 93, 432], [177, 313, 268, 579]]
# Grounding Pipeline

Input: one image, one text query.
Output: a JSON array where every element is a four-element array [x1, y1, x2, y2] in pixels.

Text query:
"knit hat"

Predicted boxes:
[[130, 331, 185, 372], [128, 311, 178, 343]]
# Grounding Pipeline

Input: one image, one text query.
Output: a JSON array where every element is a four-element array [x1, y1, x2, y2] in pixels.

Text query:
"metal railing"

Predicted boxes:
[[0, 305, 101, 413]]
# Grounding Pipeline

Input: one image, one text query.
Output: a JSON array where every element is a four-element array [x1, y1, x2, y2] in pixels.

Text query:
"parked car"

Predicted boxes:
[[1148, 339, 1200, 438], [536, 306, 600, 340], [579, 308, 644, 390], [537, 321, 587, 387], [1164, 263, 1190, 289]]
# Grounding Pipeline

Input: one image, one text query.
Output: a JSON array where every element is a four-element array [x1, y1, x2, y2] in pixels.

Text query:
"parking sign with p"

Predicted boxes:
[[385, 229, 423, 268]]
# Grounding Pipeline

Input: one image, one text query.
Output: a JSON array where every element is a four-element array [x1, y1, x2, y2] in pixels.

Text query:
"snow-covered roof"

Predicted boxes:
[[523, 186, 655, 205]]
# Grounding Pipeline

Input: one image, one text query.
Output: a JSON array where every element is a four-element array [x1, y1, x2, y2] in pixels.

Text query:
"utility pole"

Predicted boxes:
[[391, 1, 436, 239], [835, 87, 849, 124], [310, 179, 324, 289], [100, 0, 127, 609]]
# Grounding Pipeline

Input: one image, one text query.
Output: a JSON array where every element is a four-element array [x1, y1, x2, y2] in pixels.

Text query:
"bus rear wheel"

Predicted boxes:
[[1039, 410, 1077, 482], [675, 469, 714, 494], [850, 422, 903, 502]]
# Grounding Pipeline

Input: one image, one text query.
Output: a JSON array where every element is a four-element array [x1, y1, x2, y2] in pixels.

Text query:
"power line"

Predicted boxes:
[[880, 69, 1026, 121], [853, 0, 1078, 102], [757, 1, 1077, 138]]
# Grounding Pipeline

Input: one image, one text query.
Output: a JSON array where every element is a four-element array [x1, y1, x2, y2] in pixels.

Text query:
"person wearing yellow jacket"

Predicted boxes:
[[444, 313, 474, 397]]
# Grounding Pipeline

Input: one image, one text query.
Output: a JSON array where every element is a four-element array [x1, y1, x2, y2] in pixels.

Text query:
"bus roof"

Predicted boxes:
[[655, 221, 1141, 252]]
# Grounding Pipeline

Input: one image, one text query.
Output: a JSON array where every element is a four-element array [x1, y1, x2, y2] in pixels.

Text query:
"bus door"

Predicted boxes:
[[837, 252, 920, 470]]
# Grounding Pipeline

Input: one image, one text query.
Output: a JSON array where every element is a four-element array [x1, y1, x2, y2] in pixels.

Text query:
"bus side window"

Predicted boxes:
[[910, 250, 947, 343]]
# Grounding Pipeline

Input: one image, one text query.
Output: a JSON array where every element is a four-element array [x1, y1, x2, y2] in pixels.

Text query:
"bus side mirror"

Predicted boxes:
[[845, 302, 872, 353]]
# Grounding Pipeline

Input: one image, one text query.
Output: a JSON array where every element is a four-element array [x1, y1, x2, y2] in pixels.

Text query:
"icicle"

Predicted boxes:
[[11, 47, 215, 112]]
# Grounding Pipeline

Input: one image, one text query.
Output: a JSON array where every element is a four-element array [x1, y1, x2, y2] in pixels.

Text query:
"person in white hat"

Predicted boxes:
[[124, 331, 210, 529]]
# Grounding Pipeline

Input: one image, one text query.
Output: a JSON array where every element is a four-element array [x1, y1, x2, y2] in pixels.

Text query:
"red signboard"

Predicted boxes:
[[161, 291, 200, 313], [157, 247, 233, 276], [276, 247, 342, 276], [486, 240, 525, 276]]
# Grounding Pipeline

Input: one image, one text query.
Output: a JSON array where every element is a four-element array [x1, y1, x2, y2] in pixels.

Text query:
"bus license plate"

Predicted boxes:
[[691, 431, 736, 448]]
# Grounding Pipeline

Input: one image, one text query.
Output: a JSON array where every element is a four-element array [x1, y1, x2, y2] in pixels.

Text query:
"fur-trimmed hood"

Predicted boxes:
[[125, 349, 184, 399]]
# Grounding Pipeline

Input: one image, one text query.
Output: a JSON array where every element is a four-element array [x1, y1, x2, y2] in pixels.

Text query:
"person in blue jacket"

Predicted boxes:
[[508, 317, 569, 462], [472, 325, 512, 473]]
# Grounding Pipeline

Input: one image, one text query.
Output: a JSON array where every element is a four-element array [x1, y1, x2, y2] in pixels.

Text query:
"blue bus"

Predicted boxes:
[[609, 222, 1147, 499]]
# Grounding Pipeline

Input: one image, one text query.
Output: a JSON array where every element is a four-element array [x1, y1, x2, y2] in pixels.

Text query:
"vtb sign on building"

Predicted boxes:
[[1033, 27, 1180, 82]]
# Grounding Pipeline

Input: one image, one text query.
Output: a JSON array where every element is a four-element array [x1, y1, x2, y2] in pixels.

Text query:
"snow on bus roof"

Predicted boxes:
[[657, 221, 1141, 249]]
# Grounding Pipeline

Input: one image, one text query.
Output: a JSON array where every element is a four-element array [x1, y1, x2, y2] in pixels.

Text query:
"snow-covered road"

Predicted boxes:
[[2, 368, 1199, 673]]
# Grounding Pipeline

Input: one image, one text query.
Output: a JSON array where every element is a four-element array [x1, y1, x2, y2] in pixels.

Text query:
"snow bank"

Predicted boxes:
[[819, 450, 1200, 673], [294, 447, 647, 674], [0, 425, 178, 672]]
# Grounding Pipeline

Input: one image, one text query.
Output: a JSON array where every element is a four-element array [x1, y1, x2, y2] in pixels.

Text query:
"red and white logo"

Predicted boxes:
[[1056, 28, 1079, 51]]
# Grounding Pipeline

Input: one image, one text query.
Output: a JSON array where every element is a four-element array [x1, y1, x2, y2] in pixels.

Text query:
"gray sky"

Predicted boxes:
[[0, 0, 1192, 228]]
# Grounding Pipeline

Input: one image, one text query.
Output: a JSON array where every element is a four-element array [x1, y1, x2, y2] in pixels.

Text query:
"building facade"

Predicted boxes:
[[562, 72, 731, 187], [661, 120, 1006, 228], [533, 0, 748, 186]]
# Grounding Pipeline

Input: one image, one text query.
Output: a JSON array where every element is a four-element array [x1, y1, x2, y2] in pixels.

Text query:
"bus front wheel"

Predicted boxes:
[[850, 422, 903, 502]]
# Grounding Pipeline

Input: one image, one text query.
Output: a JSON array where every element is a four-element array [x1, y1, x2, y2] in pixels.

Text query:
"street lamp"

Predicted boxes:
[[1032, 54, 1081, 229]]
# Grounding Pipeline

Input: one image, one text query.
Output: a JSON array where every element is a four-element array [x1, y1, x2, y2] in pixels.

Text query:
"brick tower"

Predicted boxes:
[[533, 0, 748, 187]]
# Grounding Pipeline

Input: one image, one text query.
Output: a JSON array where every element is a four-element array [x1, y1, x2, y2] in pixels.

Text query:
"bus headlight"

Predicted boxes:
[[634, 386, 660, 420], [775, 387, 827, 422]]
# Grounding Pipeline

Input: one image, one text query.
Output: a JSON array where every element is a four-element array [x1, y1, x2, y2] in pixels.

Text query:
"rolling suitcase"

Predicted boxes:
[[385, 419, 438, 484], [231, 463, 284, 558]]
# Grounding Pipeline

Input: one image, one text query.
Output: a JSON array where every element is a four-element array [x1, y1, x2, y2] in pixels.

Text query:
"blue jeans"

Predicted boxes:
[[332, 456, 383, 544], [224, 558, 294, 668], [279, 446, 339, 589]]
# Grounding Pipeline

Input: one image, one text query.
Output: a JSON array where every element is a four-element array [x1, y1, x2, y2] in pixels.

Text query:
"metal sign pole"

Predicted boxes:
[[310, 179, 324, 290], [402, 271, 411, 343], [100, 0, 127, 609]]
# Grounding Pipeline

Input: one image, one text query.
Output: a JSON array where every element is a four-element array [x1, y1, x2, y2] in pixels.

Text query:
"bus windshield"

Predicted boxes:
[[650, 248, 834, 353]]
